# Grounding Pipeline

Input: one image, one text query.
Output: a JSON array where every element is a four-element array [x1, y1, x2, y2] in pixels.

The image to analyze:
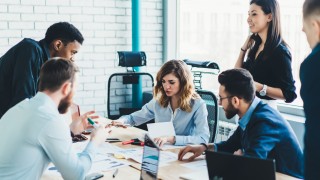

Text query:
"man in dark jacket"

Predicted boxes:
[[178, 68, 303, 179], [0, 22, 84, 118], [300, 0, 320, 179]]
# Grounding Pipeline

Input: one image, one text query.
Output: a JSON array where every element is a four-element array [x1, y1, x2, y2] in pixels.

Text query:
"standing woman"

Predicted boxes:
[[235, 0, 297, 108], [112, 60, 209, 147]]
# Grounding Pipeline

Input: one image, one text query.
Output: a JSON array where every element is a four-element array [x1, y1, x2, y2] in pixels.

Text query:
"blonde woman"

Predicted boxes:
[[112, 60, 209, 147]]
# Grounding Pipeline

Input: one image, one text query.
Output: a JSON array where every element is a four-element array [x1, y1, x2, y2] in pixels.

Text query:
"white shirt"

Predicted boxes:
[[0, 92, 96, 180]]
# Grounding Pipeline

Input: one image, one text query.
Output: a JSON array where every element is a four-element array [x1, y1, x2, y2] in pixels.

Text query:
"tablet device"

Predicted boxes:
[[140, 134, 160, 180]]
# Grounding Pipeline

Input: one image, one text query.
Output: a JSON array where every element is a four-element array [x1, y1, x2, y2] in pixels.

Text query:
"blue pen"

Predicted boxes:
[[87, 117, 100, 129]]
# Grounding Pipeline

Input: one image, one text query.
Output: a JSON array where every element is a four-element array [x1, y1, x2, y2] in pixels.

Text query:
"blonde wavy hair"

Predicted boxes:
[[153, 60, 199, 112]]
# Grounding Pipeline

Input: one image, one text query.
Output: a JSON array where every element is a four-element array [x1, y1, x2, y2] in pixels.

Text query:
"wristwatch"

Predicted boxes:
[[259, 84, 267, 96]]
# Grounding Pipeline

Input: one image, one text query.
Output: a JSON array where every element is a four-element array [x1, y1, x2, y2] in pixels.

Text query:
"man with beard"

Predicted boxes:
[[178, 68, 303, 179], [0, 58, 109, 180]]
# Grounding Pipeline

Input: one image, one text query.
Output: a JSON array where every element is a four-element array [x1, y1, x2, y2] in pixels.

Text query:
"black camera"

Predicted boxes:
[[118, 51, 147, 67]]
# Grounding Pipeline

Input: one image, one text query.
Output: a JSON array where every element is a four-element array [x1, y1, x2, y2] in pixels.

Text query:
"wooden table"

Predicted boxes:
[[41, 118, 301, 180]]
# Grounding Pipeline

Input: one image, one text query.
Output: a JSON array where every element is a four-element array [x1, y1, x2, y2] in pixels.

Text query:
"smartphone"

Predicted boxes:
[[85, 173, 104, 180], [105, 138, 121, 143]]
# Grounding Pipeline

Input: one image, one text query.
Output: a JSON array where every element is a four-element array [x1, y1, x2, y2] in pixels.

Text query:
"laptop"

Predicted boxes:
[[140, 134, 161, 180], [205, 151, 276, 180]]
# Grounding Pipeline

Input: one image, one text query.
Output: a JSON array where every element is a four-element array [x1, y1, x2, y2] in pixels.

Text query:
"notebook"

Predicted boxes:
[[140, 134, 161, 180], [205, 151, 276, 180]]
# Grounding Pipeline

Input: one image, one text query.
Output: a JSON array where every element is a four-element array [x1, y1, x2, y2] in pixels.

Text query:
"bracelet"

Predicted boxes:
[[241, 48, 247, 52], [172, 136, 176, 145], [200, 143, 208, 150]]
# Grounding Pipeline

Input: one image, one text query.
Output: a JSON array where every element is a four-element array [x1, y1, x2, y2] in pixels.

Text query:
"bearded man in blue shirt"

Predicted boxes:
[[178, 68, 303, 179]]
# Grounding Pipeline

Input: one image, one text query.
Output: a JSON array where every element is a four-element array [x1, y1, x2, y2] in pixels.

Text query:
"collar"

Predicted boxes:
[[311, 43, 320, 55], [39, 39, 51, 62], [238, 97, 261, 130], [34, 92, 59, 115]]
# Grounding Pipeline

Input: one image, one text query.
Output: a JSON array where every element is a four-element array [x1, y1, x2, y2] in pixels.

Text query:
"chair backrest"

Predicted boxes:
[[107, 72, 154, 120], [196, 89, 218, 143]]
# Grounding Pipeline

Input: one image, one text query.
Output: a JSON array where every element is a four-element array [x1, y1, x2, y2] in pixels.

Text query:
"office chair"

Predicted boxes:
[[197, 88, 219, 143], [107, 72, 154, 120]]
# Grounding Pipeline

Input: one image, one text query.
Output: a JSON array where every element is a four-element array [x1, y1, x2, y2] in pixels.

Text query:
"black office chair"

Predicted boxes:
[[197, 89, 219, 143], [107, 72, 154, 120]]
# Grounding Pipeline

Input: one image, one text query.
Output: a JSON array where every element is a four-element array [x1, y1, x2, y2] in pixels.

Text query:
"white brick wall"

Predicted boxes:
[[0, 0, 163, 117]]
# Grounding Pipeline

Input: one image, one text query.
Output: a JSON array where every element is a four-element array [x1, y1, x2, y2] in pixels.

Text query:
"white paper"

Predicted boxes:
[[89, 155, 130, 173], [159, 151, 178, 164], [180, 159, 207, 170], [180, 169, 209, 180], [114, 148, 178, 165], [98, 142, 124, 154], [147, 122, 176, 138], [115, 148, 143, 163], [160, 144, 185, 150]]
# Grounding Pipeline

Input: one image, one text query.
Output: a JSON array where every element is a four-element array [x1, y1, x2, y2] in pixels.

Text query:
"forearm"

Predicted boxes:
[[255, 82, 285, 100], [235, 49, 247, 68], [59, 142, 96, 180], [175, 134, 208, 146]]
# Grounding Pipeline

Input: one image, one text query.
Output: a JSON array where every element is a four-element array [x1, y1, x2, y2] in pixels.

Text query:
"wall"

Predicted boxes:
[[0, 0, 163, 117]]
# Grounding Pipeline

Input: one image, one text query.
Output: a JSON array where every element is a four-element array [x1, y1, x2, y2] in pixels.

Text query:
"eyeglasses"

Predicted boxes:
[[218, 96, 233, 103]]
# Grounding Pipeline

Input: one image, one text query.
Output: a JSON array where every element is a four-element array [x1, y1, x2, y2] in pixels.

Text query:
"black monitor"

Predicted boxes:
[[205, 151, 276, 180]]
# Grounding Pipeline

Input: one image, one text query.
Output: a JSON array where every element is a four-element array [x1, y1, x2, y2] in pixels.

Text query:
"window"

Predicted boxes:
[[175, 0, 309, 109]]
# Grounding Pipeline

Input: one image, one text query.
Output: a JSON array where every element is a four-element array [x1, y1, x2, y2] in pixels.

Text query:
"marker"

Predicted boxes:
[[87, 117, 100, 129], [112, 168, 118, 178]]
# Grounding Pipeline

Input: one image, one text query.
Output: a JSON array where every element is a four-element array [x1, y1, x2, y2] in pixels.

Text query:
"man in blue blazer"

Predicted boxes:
[[178, 68, 303, 179], [300, 1, 320, 179]]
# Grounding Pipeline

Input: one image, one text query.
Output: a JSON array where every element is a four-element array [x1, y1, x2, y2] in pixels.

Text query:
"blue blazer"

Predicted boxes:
[[216, 102, 303, 179], [300, 43, 320, 180]]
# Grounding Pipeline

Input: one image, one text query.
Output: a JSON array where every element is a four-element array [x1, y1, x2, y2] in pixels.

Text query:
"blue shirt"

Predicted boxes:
[[216, 101, 303, 178], [238, 97, 260, 130], [120, 98, 210, 145], [0, 38, 50, 118], [0, 92, 96, 180]]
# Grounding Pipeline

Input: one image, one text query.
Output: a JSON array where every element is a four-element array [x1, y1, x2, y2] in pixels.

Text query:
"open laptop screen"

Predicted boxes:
[[140, 134, 160, 180], [205, 151, 276, 180]]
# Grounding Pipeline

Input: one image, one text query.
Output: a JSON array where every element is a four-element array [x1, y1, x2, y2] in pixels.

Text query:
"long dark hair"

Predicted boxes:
[[248, 0, 287, 60]]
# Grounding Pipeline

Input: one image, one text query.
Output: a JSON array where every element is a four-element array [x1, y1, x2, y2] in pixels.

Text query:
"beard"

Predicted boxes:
[[224, 102, 238, 119], [58, 91, 73, 114]]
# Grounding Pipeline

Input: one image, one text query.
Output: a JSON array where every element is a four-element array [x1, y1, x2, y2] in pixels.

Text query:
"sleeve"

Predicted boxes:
[[9, 44, 43, 108], [243, 119, 280, 159], [175, 101, 210, 145], [38, 120, 97, 180], [215, 127, 242, 153], [274, 48, 297, 103], [120, 99, 156, 126]]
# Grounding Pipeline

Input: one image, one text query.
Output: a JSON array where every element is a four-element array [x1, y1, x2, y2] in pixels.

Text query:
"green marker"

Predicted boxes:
[[87, 117, 100, 129]]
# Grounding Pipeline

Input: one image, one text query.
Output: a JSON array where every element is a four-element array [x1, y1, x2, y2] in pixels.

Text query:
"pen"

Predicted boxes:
[[87, 117, 100, 129], [112, 168, 118, 178]]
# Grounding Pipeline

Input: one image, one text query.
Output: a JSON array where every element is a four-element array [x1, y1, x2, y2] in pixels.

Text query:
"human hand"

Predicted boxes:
[[178, 145, 207, 161], [70, 110, 99, 135], [233, 149, 243, 156], [153, 136, 174, 147], [241, 35, 254, 51], [105, 120, 128, 129], [90, 126, 111, 146]]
